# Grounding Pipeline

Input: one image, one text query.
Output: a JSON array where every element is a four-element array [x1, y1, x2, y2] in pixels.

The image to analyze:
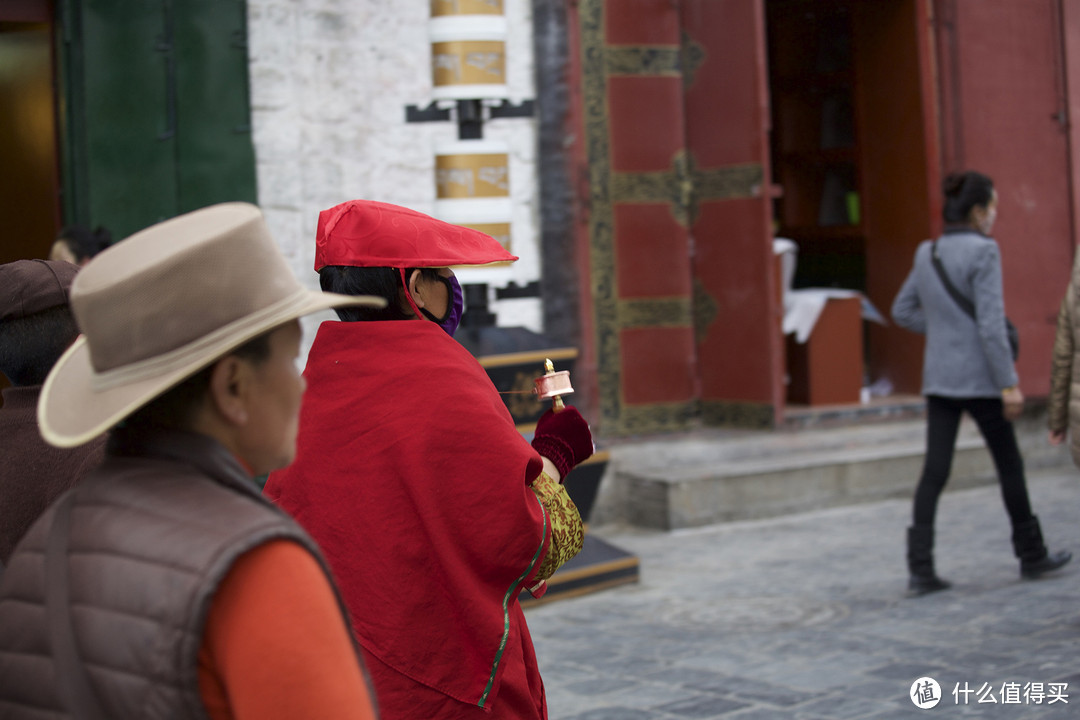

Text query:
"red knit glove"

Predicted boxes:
[[531, 406, 594, 481]]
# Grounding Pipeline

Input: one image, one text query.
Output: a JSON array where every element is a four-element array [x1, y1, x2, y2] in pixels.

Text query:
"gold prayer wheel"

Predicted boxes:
[[435, 150, 510, 200], [429, 15, 508, 100], [434, 140, 513, 256], [431, 0, 505, 17]]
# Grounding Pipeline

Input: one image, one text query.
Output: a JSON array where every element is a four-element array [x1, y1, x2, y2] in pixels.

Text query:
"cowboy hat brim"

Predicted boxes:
[[39, 289, 383, 448]]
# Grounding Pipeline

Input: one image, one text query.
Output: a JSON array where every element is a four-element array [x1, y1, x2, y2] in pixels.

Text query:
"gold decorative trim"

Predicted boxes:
[[611, 157, 690, 227], [431, 0, 504, 16], [616, 401, 701, 435], [692, 277, 718, 346], [700, 400, 774, 429], [618, 298, 692, 329], [695, 163, 764, 203], [605, 46, 681, 76], [601, 36, 703, 83], [680, 30, 706, 89], [580, 0, 623, 434], [611, 154, 763, 228]]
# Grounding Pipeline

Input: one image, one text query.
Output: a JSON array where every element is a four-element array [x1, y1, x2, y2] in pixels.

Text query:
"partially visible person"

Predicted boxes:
[[265, 199, 592, 719], [0, 203, 383, 719], [1048, 249, 1080, 462], [892, 170, 1071, 597], [0, 259, 105, 567], [49, 224, 111, 266]]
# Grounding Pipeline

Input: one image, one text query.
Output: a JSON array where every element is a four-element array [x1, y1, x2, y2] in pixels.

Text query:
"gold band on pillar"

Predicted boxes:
[[436, 153, 510, 199], [429, 12, 507, 100], [434, 141, 513, 258], [431, 0, 505, 17], [432, 41, 506, 87]]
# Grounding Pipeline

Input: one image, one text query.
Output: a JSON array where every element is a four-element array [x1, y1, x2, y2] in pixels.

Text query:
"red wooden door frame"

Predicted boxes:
[[682, 0, 783, 428], [566, 0, 782, 435]]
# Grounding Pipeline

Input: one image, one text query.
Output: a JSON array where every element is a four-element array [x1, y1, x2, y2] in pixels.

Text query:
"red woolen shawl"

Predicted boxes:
[[264, 320, 549, 708]]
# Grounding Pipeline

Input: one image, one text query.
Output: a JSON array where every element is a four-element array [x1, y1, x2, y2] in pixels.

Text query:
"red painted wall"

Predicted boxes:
[[935, 0, 1075, 396]]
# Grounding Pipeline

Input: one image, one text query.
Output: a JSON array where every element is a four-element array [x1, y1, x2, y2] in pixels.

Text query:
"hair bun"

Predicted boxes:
[[943, 173, 966, 196]]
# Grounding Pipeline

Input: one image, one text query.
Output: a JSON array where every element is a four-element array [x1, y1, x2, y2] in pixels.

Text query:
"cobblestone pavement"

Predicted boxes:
[[525, 468, 1080, 719]]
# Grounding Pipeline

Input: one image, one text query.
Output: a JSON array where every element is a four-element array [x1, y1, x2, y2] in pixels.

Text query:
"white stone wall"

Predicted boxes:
[[246, 0, 542, 357]]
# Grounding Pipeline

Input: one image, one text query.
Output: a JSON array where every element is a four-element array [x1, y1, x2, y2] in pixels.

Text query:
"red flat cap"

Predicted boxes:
[[314, 199, 517, 270]]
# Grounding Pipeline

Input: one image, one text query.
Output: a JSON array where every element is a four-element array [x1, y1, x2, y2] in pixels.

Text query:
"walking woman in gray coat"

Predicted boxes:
[[892, 171, 1071, 596]]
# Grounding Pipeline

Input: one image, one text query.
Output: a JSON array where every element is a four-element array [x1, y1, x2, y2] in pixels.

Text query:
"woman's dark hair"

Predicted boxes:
[[120, 330, 274, 432], [0, 306, 80, 386], [942, 171, 994, 224], [56, 225, 112, 262], [319, 265, 442, 322]]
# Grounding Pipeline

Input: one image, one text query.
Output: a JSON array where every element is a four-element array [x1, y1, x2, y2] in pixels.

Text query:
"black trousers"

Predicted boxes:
[[913, 395, 1034, 528]]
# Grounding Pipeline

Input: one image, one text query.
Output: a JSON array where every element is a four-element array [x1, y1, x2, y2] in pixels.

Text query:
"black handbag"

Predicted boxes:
[[931, 242, 1019, 361]]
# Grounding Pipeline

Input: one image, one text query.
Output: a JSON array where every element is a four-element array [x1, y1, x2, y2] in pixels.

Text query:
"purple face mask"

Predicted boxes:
[[420, 274, 464, 336]]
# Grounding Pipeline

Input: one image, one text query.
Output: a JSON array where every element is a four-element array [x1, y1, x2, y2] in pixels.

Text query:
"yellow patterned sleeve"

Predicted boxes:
[[530, 471, 585, 581]]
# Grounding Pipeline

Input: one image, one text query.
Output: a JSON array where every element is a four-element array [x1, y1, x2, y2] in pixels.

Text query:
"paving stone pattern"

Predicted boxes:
[[526, 469, 1080, 718]]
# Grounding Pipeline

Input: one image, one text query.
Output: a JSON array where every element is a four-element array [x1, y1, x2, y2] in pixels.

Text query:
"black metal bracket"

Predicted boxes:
[[405, 102, 452, 123], [489, 99, 535, 119], [495, 281, 541, 299], [405, 98, 535, 140]]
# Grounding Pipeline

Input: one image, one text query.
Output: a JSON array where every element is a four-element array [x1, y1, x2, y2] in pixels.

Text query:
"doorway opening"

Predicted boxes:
[[0, 14, 60, 265], [765, 0, 936, 407]]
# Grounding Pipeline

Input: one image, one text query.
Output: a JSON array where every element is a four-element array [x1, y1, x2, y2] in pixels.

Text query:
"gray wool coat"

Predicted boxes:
[[891, 229, 1018, 398]]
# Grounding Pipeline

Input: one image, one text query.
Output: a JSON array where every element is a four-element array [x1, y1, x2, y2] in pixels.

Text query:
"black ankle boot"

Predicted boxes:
[[907, 526, 951, 596], [1012, 516, 1072, 579]]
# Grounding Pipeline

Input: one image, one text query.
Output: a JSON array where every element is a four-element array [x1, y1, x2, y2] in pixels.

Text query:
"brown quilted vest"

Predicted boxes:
[[0, 428, 352, 719]]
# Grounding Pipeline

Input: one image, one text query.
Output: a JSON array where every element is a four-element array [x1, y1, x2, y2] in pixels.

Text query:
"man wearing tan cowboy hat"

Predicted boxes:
[[0, 203, 384, 719], [265, 199, 595, 720], [0, 260, 105, 569]]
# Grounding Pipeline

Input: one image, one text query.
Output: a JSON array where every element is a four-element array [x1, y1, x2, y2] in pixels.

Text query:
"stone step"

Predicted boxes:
[[593, 407, 1071, 530]]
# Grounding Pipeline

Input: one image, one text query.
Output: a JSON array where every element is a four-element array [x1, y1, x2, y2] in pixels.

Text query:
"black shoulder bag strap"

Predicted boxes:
[[930, 241, 976, 319], [46, 491, 108, 720], [931, 240, 1019, 361]]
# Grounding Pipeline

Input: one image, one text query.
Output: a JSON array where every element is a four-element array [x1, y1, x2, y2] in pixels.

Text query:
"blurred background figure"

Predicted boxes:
[[0, 204, 382, 719], [0, 259, 105, 569], [48, 225, 111, 266], [1047, 250, 1080, 463], [893, 171, 1071, 597]]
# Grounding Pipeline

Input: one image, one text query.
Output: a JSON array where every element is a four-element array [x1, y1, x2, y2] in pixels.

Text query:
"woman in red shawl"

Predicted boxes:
[[264, 199, 593, 719]]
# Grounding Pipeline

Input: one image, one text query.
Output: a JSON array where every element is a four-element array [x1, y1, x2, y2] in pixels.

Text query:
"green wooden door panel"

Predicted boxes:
[[174, 0, 256, 212], [62, 0, 257, 240], [82, 0, 177, 239]]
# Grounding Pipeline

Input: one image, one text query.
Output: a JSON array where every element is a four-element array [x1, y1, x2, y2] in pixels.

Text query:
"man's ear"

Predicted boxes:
[[406, 268, 427, 310], [207, 355, 250, 426]]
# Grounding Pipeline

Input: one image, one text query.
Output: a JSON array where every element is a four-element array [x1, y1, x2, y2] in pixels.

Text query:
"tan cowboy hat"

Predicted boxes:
[[39, 202, 385, 448]]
